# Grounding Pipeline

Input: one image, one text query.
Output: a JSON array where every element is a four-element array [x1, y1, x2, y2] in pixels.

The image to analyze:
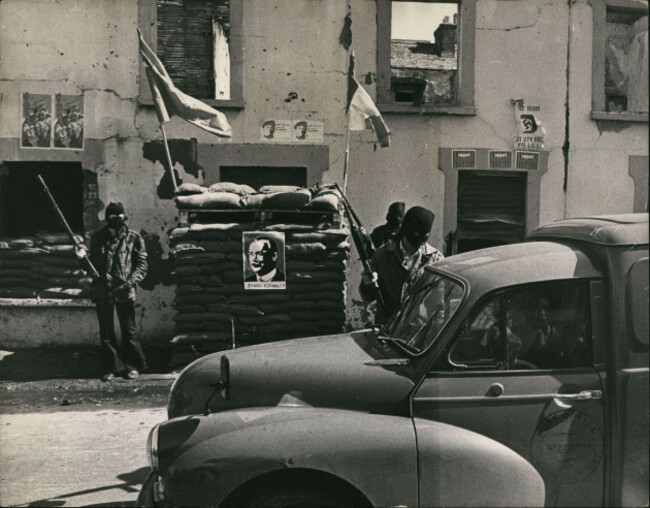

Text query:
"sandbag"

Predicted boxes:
[[175, 274, 224, 287], [228, 293, 291, 303], [0, 248, 49, 259], [175, 322, 205, 333], [238, 314, 293, 325], [9, 238, 36, 249], [174, 293, 227, 305], [1, 268, 46, 280], [171, 243, 205, 255], [258, 301, 317, 313], [0, 277, 47, 289], [239, 193, 265, 208], [220, 270, 243, 283], [262, 190, 312, 209], [317, 299, 345, 310], [174, 304, 207, 313], [171, 332, 230, 344], [207, 303, 264, 317], [0, 288, 38, 298], [208, 182, 256, 196], [175, 183, 207, 196], [263, 224, 314, 232], [37, 255, 80, 267], [286, 259, 346, 271], [44, 244, 75, 256], [285, 243, 327, 256], [288, 271, 345, 283], [36, 232, 84, 245], [306, 190, 340, 211], [198, 240, 241, 253], [32, 265, 86, 277], [300, 290, 345, 301], [46, 276, 85, 288], [201, 262, 240, 274], [173, 265, 204, 276], [39, 287, 90, 299], [202, 322, 231, 332], [0, 259, 45, 269], [175, 192, 242, 209], [287, 231, 348, 244], [174, 251, 225, 263], [259, 185, 301, 193], [175, 312, 233, 324], [177, 284, 205, 295]]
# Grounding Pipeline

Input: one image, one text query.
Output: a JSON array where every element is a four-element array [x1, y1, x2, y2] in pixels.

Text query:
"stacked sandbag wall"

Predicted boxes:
[[0, 233, 92, 299], [169, 182, 348, 349]]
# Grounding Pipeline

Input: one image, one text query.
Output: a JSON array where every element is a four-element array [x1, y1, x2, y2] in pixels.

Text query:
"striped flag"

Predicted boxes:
[[137, 29, 232, 138], [346, 54, 390, 147]]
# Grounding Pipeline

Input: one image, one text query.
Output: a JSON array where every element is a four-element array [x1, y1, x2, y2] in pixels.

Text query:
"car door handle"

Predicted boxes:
[[554, 390, 603, 401]]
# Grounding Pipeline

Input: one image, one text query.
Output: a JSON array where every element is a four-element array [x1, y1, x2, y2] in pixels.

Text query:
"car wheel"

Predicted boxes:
[[244, 485, 350, 508]]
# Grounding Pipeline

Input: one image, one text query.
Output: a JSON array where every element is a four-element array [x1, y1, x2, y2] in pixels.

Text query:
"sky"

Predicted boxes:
[[391, 2, 458, 42]]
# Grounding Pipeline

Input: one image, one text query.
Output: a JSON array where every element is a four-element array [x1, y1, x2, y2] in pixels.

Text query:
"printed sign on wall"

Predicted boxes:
[[21, 93, 53, 148], [260, 119, 324, 143], [243, 231, 286, 290], [513, 99, 545, 150], [54, 94, 84, 149]]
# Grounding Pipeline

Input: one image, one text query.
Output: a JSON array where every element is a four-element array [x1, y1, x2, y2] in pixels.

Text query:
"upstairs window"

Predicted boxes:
[[139, 0, 243, 107], [592, 0, 648, 120], [377, 0, 476, 114]]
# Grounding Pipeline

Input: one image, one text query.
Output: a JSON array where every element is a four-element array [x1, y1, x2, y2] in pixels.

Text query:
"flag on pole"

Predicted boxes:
[[137, 29, 232, 138], [346, 53, 390, 147]]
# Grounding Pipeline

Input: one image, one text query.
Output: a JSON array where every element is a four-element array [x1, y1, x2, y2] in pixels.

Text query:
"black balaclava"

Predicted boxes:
[[398, 206, 434, 248], [105, 202, 127, 229]]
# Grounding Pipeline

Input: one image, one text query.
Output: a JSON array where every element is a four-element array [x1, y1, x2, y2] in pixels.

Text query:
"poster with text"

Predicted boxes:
[[260, 119, 292, 141], [21, 93, 53, 148], [292, 120, 323, 142], [243, 231, 286, 290], [513, 99, 545, 150], [54, 94, 84, 149]]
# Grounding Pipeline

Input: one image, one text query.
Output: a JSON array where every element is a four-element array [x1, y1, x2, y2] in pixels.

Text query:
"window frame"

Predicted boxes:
[[590, 0, 649, 122], [376, 0, 476, 115], [138, 0, 244, 109]]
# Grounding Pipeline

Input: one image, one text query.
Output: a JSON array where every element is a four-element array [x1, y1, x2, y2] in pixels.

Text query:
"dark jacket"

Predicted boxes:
[[359, 240, 443, 323], [370, 223, 400, 249], [89, 225, 148, 303]]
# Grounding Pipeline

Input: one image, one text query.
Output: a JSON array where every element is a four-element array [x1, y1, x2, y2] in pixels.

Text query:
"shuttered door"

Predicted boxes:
[[456, 170, 527, 253], [157, 0, 230, 99]]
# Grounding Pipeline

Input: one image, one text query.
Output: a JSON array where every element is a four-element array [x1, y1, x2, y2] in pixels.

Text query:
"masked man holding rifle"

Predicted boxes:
[[77, 203, 148, 382], [359, 206, 443, 324]]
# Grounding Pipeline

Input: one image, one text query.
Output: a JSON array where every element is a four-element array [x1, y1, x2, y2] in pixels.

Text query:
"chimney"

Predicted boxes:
[[443, 15, 450, 24], [453, 13, 458, 25]]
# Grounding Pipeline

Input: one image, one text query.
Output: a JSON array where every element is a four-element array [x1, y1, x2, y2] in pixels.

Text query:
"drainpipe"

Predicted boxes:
[[562, 0, 574, 217]]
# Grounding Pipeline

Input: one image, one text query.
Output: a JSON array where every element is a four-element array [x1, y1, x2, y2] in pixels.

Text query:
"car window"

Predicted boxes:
[[386, 271, 464, 354], [441, 280, 594, 371]]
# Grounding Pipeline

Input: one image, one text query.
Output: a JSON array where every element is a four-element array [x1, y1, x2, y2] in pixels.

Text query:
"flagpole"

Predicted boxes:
[[342, 125, 352, 194], [160, 124, 178, 192]]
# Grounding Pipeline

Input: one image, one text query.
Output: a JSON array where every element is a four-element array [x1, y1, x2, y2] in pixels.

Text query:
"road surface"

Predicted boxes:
[[1, 406, 167, 507]]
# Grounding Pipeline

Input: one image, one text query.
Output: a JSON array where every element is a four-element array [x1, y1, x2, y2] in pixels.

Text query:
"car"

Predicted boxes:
[[138, 213, 648, 508]]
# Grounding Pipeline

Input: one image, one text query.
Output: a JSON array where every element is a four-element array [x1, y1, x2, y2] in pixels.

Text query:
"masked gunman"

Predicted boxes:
[[370, 201, 405, 249], [359, 206, 444, 324], [80, 202, 148, 382]]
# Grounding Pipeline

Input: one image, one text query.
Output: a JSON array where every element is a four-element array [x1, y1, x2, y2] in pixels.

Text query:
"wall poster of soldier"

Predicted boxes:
[[242, 231, 287, 290], [21, 92, 53, 148], [54, 93, 84, 149], [292, 120, 324, 142]]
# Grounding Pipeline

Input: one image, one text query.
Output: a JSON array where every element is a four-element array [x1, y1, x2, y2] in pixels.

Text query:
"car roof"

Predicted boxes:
[[430, 241, 603, 295], [528, 213, 649, 246]]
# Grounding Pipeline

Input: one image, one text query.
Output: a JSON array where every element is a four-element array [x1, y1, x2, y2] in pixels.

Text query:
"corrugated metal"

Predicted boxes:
[[515, 151, 539, 170], [452, 149, 476, 169], [489, 151, 512, 169], [157, 0, 230, 99]]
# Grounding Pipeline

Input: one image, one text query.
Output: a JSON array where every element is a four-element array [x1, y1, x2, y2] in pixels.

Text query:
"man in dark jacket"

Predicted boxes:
[[360, 206, 443, 324], [87, 202, 148, 381], [370, 201, 405, 249]]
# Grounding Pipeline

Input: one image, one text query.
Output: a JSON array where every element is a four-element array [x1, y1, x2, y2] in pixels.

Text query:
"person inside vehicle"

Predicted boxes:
[[359, 205, 444, 324]]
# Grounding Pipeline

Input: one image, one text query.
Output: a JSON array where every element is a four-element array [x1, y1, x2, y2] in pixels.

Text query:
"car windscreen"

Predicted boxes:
[[385, 270, 464, 354]]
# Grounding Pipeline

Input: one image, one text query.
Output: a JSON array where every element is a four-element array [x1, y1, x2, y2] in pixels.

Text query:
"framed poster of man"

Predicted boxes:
[[54, 94, 84, 149], [243, 232, 286, 290], [21, 93, 53, 148]]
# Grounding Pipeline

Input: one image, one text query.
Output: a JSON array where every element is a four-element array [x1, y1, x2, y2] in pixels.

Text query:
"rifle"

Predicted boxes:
[[37, 175, 100, 279], [332, 183, 386, 309]]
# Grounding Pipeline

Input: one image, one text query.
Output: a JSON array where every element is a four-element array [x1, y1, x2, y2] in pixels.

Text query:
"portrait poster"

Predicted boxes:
[[54, 94, 85, 149], [242, 231, 286, 290], [260, 119, 292, 141], [292, 120, 323, 142], [21, 93, 53, 148], [513, 99, 546, 150]]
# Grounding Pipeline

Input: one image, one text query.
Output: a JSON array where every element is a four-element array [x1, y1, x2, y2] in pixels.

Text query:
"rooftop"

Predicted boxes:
[[391, 39, 457, 71]]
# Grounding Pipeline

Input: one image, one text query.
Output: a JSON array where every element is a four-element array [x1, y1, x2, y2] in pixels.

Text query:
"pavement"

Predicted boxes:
[[0, 346, 186, 413]]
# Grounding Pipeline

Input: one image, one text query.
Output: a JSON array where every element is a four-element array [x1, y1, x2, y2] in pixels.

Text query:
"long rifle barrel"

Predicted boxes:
[[37, 175, 100, 279]]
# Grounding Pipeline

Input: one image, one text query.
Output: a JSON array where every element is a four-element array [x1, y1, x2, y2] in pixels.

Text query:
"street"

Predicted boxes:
[[0, 405, 166, 507]]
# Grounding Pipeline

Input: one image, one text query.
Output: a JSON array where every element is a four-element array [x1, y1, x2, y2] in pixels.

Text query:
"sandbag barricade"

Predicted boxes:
[[0, 232, 91, 299], [170, 183, 348, 352]]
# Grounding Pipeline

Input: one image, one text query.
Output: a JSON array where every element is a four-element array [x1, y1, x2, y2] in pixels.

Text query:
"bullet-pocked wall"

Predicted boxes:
[[0, 0, 647, 345]]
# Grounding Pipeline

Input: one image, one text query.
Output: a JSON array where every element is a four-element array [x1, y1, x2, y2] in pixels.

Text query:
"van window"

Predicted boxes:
[[444, 280, 594, 370]]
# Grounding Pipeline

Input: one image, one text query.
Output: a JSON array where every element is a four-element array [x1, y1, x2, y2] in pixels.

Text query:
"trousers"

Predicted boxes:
[[96, 300, 147, 374]]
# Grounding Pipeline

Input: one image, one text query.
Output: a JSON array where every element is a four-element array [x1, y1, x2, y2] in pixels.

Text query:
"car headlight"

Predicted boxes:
[[146, 424, 160, 471]]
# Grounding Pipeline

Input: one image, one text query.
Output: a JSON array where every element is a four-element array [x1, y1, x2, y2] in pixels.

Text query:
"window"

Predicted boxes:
[[377, 0, 476, 114], [442, 280, 594, 370], [139, 0, 243, 107], [591, 0, 648, 120]]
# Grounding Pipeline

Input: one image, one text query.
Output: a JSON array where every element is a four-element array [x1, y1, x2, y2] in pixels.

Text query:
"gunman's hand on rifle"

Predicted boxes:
[[361, 270, 378, 287], [74, 244, 88, 260]]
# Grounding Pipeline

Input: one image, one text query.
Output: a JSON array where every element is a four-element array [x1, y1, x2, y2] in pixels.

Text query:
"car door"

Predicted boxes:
[[413, 279, 606, 508]]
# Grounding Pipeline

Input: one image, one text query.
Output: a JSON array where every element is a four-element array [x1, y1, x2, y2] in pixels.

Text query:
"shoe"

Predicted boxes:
[[102, 373, 115, 382], [127, 369, 139, 379]]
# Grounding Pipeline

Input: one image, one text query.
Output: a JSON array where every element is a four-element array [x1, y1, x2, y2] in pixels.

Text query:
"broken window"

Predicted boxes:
[[604, 7, 648, 113], [391, 1, 458, 105], [377, 0, 475, 112]]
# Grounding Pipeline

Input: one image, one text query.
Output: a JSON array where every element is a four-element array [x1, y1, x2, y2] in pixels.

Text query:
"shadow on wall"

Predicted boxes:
[[142, 138, 201, 200]]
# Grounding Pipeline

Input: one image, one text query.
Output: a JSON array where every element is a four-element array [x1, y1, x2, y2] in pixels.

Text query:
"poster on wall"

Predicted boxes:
[[242, 231, 287, 290], [260, 119, 292, 141], [21, 93, 53, 149], [54, 94, 85, 149], [292, 120, 323, 142], [513, 99, 546, 150]]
